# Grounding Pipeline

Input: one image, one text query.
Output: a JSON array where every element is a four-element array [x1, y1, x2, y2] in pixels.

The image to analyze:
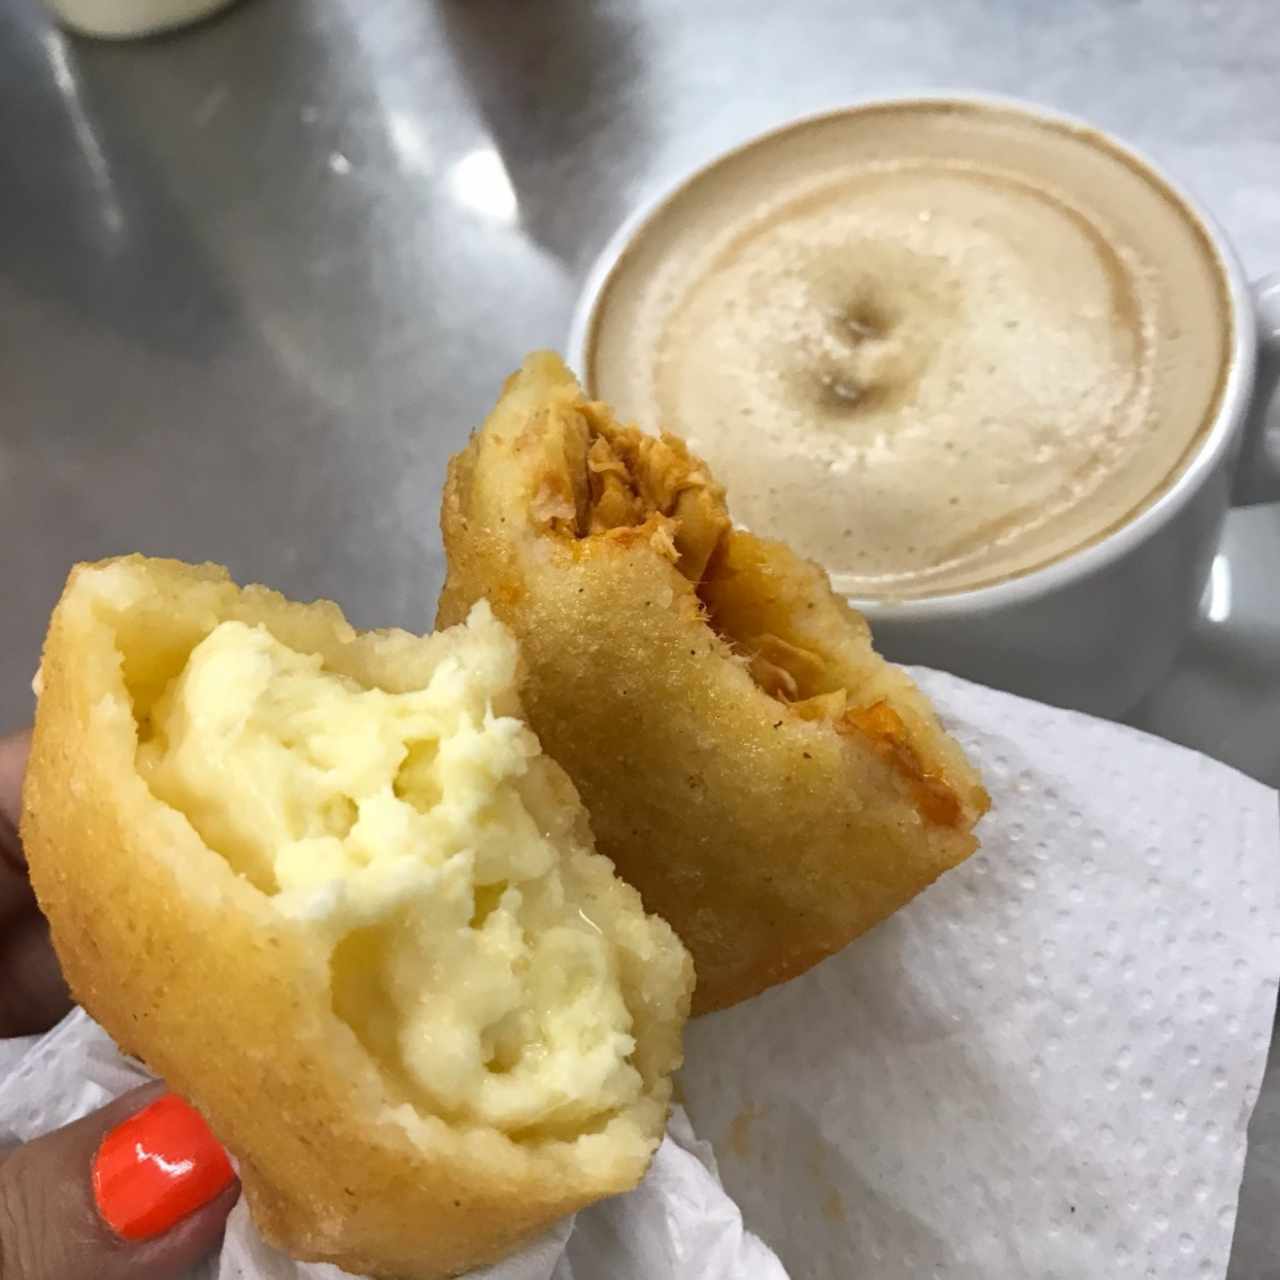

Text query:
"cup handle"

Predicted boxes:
[[1233, 273, 1280, 506]]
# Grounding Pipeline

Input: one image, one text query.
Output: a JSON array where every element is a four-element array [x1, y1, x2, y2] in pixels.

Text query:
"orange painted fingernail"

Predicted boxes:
[[92, 1094, 236, 1241]]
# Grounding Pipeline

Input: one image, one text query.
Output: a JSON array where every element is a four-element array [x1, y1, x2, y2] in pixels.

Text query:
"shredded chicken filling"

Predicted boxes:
[[530, 395, 962, 827]]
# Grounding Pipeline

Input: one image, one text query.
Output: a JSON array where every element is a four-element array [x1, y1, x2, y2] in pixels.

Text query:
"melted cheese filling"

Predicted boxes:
[[137, 616, 642, 1135]]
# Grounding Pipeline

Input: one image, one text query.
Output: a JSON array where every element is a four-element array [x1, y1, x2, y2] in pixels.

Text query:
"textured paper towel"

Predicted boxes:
[[1, 671, 1276, 1279], [680, 669, 1280, 1279]]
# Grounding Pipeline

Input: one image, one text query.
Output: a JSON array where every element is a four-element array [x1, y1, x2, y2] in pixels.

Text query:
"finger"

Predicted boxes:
[[0, 729, 31, 823], [0, 909, 73, 1037], [0, 728, 72, 1037], [0, 806, 35, 920], [1, 728, 34, 919], [0, 1082, 239, 1280]]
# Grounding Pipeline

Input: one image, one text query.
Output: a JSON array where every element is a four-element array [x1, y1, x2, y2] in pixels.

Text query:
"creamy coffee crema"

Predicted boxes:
[[586, 102, 1231, 599]]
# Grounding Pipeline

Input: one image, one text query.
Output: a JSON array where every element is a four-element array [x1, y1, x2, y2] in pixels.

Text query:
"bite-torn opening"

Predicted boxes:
[[529, 395, 963, 826], [528, 398, 729, 587], [120, 601, 669, 1141]]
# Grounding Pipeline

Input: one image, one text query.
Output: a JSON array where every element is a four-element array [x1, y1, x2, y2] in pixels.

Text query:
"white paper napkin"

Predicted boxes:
[[680, 669, 1280, 1279], [1, 670, 1276, 1279]]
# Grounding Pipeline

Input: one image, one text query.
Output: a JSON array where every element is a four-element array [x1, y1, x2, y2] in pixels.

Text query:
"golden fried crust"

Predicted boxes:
[[23, 556, 687, 1279], [439, 353, 990, 1015]]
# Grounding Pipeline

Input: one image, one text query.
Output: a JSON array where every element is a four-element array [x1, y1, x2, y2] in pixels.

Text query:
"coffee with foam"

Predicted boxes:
[[586, 102, 1231, 599]]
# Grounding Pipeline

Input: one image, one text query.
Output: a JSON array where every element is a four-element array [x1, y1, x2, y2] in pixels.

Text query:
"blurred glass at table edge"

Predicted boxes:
[[43, 0, 239, 40]]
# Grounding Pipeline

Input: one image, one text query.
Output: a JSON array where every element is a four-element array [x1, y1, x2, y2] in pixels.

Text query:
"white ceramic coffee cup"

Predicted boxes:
[[567, 95, 1280, 719]]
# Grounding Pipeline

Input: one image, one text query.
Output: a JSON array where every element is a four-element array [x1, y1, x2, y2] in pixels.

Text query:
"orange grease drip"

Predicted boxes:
[[839, 700, 963, 827]]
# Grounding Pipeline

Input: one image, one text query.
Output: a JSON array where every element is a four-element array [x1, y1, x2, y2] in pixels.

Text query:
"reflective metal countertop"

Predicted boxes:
[[3, 1, 1278, 1274]]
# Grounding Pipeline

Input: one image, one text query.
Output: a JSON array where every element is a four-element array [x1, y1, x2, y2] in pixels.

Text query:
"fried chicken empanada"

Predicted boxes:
[[439, 353, 989, 1014]]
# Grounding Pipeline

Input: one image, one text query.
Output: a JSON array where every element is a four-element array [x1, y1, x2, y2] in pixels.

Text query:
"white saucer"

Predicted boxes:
[[1128, 502, 1280, 789]]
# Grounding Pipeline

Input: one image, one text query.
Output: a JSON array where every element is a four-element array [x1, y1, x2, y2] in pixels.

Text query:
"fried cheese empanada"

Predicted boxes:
[[23, 555, 692, 1279]]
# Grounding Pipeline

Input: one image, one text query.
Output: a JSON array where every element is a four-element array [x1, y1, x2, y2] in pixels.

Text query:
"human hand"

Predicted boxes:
[[0, 729, 72, 1037], [0, 728, 240, 1279]]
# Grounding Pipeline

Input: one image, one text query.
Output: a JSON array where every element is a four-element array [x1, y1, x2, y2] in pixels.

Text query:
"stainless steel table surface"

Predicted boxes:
[[3, 0, 1278, 1274]]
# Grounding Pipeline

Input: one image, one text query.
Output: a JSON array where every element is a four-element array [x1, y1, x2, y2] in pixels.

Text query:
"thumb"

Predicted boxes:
[[0, 1082, 239, 1280]]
